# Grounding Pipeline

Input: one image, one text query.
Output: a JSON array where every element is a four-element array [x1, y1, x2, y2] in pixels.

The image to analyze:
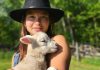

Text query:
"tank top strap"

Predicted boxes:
[[12, 52, 20, 67]]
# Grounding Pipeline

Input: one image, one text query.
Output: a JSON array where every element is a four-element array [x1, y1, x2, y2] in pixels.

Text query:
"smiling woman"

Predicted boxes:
[[24, 10, 50, 35], [9, 0, 71, 70]]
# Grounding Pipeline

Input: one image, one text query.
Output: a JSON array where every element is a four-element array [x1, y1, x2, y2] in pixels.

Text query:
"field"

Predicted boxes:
[[0, 51, 100, 70], [70, 56, 100, 70], [0, 50, 13, 70]]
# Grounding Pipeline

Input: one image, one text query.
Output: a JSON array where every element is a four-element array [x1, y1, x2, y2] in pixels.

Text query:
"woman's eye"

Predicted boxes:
[[30, 16, 35, 20], [26, 16, 35, 21], [40, 16, 49, 21]]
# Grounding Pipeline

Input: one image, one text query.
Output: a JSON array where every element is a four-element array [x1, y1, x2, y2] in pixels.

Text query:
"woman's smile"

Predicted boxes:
[[32, 27, 43, 32]]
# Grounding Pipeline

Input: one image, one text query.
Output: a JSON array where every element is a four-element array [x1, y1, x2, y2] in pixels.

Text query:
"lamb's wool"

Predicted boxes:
[[12, 32, 57, 70]]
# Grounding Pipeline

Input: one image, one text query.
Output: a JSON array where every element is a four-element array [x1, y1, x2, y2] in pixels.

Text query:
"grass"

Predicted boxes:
[[0, 50, 13, 70], [0, 50, 100, 70], [70, 56, 100, 70], [0, 59, 11, 70]]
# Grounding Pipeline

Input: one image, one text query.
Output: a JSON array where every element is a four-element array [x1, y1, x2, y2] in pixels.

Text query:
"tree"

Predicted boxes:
[[0, 0, 100, 50], [0, 0, 24, 49], [50, 0, 100, 47]]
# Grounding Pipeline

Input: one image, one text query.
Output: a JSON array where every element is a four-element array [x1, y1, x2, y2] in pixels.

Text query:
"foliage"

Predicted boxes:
[[0, 0, 23, 47], [0, 0, 100, 48], [50, 0, 100, 47]]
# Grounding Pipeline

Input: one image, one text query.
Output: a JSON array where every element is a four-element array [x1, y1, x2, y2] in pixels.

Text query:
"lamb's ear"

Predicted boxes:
[[20, 35, 32, 44]]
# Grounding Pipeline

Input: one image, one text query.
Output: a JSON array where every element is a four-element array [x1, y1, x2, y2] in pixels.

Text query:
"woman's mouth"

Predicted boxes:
[[33, 28, 43, 32]]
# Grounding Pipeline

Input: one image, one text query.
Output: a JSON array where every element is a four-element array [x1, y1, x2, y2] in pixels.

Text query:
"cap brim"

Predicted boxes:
[[9, 8, 64, 23]]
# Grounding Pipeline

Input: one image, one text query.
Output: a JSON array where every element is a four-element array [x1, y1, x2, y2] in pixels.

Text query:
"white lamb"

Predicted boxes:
[[12, 32, 58, 70]]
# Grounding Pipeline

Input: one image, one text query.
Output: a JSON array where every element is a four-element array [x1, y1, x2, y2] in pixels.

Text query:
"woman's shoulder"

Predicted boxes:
[[52, 34, 65, 39], [51, 34, 69, 54], [51, 34, 68, 45]]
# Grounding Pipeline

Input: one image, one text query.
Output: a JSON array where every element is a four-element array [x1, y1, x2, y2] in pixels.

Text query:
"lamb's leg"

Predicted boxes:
[[47, 67, 57, 70]]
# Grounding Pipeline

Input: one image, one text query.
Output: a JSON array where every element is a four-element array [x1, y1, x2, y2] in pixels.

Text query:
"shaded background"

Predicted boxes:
[[0, 0, 100, 70]]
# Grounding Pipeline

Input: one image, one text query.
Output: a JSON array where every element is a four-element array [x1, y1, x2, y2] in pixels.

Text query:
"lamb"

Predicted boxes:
[[12, 32, 58, 70]]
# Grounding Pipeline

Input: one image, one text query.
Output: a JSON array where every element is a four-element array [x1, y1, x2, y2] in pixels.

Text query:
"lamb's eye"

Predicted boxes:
[[41, 40, 46, 42], [40, 39, 47, 43]]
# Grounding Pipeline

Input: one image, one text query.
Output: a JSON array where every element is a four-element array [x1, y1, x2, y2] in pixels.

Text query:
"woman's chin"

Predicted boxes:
[[36, 29, 44, 32], [31, 30, 43, 35]]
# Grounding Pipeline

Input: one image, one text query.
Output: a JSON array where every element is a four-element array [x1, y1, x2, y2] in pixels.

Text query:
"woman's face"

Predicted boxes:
[[24, 10, 49, 35]]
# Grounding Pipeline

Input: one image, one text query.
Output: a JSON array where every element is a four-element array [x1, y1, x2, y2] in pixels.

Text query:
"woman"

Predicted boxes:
[[9, 0, 71, 70]]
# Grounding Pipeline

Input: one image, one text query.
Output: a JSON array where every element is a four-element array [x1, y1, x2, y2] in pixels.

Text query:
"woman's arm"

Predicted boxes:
[[49, 35, 71, 70]]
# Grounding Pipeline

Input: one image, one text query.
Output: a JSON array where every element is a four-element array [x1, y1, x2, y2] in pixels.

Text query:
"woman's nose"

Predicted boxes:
[[35, 22, 41, 25], [34, 19, 41, 25]]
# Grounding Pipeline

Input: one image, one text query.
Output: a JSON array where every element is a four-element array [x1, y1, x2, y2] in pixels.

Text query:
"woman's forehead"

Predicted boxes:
[[26, 9, 49, 15]]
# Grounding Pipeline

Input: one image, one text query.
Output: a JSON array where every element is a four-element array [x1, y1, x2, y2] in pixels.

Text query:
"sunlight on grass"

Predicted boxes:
[[0, 59, 11, 70], [70, 56, 100, 70], [0, 50, 13, 70], [0, 50, 100, 70]]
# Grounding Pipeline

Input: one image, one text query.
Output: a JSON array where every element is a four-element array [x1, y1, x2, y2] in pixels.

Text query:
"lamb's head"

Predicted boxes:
[[20, 32, 57, 55]]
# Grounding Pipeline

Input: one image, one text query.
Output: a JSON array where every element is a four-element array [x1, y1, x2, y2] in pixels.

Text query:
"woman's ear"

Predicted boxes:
[[20, 35, 32, 44]]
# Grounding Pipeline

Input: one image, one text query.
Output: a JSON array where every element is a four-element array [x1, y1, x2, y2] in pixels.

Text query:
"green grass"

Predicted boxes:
[[70, 56, 100, 70], [0, 50, 13, 70], [0, 59, 11, 70], [0, 50, 100, 70]]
